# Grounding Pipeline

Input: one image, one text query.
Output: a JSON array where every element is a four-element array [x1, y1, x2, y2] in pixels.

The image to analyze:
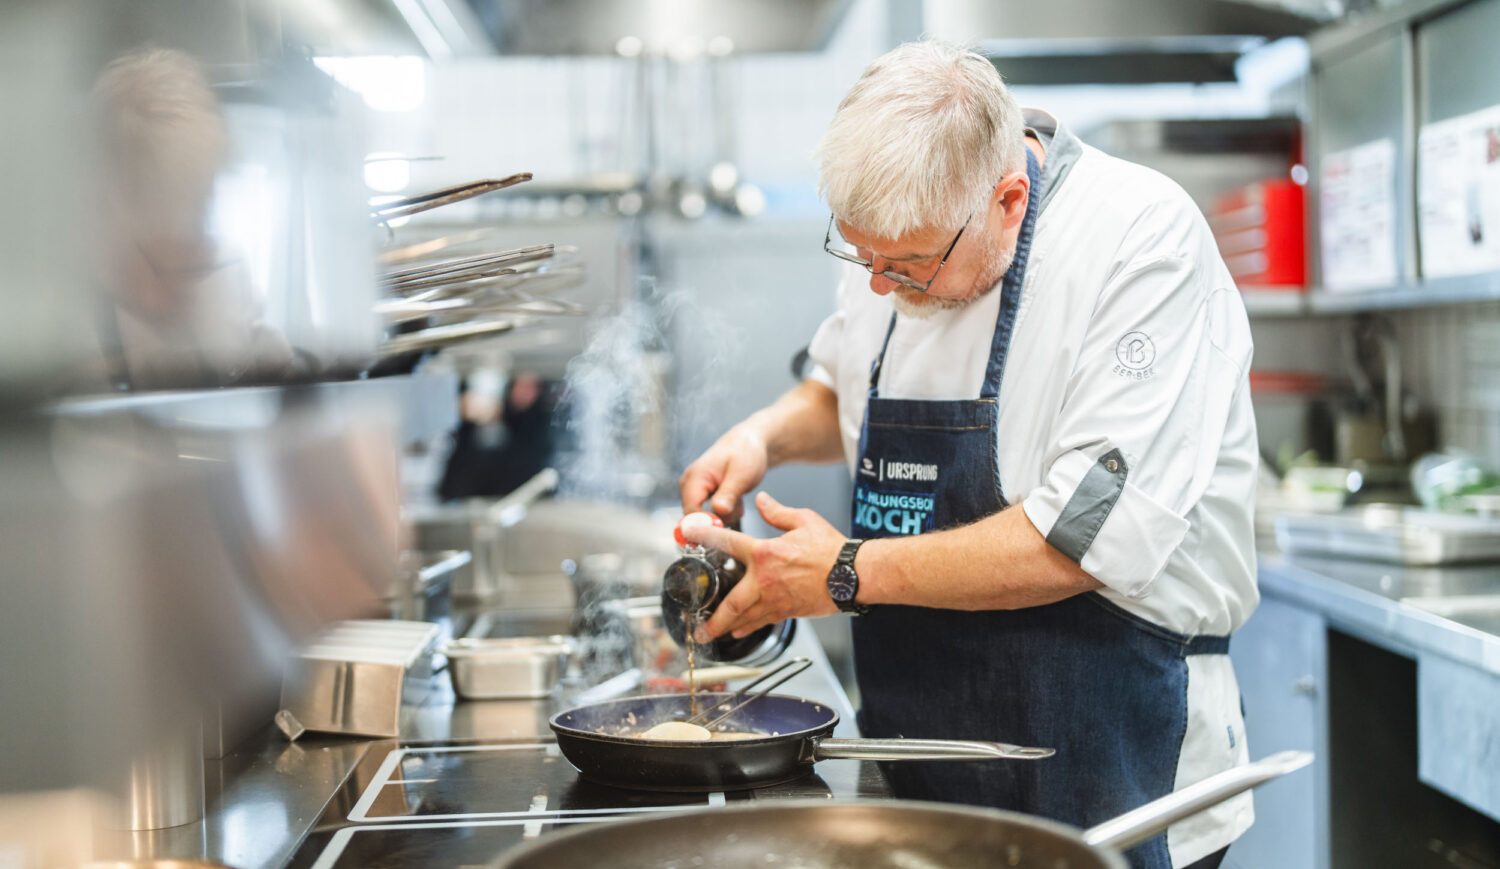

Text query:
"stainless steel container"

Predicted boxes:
[[442, 636, 575, 700], [1275, 505, 1500, 565], [278, 621, 440, 740]]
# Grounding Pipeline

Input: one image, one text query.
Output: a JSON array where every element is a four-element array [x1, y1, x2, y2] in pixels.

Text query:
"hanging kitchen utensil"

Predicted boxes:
[[369, 173, 532, 222], [377, 318, 517, 359], [374, 297, 471, 324], [397, 270, 586, 308], [496, 752, 1313, 869], [378, 228, 510, 265], [382, 244, 556, 294]]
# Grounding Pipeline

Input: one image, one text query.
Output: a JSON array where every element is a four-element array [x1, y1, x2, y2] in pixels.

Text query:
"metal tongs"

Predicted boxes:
[[370, 173, 532, 222], [684, 656, 813, 731], [381, 244, 556, 295]]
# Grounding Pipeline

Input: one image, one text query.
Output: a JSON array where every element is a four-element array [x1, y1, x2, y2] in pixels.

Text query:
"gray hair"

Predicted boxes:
[[816, 40, 1026, 240], [94, 48, 229, 214]]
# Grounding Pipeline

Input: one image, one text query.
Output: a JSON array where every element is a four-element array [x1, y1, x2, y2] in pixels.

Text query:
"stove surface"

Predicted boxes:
[[288, 739, 885, 868]]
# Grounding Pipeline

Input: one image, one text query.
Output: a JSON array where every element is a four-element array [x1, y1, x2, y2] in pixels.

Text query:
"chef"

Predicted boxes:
[[677, 41, 1259, 869]]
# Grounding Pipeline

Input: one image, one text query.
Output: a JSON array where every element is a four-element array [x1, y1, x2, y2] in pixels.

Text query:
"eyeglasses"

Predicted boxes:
[[823, 213, 971, 293]]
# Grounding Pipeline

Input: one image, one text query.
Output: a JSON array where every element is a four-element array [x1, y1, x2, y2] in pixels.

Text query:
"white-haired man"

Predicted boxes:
[[679, 41, 1258, 869]]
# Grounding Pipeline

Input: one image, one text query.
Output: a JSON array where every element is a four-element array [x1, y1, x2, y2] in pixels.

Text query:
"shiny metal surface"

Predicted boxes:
[[396, 549, 472, 598], [468, 0, 854, 54], [1403, 596, 1500, 638], [1260, 554, 1500, 675], [118, 729, 206, 831], [410, 492, 672, 603], [497, 752, 1309, 868], [370, 175, 532, 222], [1275, 506, 1500, 565], [813, 738, 1054, 762], [1082, 752, 1313, 850], [441, 635, 575, 699], [25, 614, 875, 869], [498, 800, 1122, 869], [1, 382, 400, 797], [280, 621, 440, 739]]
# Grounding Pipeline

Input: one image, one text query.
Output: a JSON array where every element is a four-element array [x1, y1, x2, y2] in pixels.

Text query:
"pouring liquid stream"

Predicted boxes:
[[684, 610, 699, 717]]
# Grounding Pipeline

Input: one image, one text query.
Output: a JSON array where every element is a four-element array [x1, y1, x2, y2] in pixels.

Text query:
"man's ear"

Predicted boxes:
[[994, 173, 1029, 231]]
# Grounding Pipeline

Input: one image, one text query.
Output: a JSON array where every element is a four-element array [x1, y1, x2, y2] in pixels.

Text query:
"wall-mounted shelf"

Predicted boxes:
[[1242, 289, 1309, 318], [1306, 272, 1500, 314], [1241, 273, 1500, 317]]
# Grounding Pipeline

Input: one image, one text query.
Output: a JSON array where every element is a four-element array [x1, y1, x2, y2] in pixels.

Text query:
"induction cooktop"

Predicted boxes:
[[288, 739, 858, 868]]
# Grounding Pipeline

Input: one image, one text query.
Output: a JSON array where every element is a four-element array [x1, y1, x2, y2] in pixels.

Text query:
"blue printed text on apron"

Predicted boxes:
[[853, 485, 935, 536]]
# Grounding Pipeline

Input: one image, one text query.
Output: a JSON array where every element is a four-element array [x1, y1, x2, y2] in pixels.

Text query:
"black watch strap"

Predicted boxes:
[[830, 539, 871, 615]]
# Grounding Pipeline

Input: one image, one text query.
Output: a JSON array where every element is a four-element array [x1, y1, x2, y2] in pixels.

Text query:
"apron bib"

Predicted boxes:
[[849, 151, 1227, 869]]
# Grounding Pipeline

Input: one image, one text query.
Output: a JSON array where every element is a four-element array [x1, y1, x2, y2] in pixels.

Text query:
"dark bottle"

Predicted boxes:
[[660, 513, 795, 665]]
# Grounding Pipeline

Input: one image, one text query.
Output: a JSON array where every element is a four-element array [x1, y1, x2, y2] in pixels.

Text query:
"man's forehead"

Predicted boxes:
[[835, 219, 949, 258]]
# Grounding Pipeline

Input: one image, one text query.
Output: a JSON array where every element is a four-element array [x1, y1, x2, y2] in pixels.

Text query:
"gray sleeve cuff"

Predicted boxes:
[[1044, 448, 1128, 562]]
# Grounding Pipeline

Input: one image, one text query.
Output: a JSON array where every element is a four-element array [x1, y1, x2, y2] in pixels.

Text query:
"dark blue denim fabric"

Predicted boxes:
[[848, 150, 1224, 869]]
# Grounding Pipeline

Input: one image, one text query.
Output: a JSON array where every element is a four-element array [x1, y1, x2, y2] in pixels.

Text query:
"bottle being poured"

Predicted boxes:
[[668, 512, 722, 717], [660, 511, 798, 713]]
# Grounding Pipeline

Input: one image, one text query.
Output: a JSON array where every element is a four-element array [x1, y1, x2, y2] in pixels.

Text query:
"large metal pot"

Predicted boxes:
[[495, 751, 1311, 869]]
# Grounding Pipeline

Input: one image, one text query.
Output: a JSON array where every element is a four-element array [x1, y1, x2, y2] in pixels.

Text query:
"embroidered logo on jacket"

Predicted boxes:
[[1113, 331, 1157, 380]]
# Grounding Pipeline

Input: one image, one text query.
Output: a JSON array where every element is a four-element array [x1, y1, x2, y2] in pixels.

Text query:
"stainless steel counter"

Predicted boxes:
[[1258, 552, 1500, 675], [132, 615, 879, 869]]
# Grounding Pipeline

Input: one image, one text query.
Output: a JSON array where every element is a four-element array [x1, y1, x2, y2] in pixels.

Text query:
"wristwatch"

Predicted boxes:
[[827, 539, 871, 615]]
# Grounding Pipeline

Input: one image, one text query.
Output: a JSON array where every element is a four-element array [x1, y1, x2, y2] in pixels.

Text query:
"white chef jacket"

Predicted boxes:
[[806, 109, 1259, 866]]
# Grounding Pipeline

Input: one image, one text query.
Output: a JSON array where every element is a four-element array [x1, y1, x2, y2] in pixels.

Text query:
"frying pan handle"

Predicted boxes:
[[1082, 751, 1314, 852], [812, 738, 1055, 761]]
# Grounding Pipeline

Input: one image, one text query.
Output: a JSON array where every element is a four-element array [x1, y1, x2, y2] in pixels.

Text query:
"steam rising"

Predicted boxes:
[[556, 280, 746, 692], [556, 280, 745, 504]]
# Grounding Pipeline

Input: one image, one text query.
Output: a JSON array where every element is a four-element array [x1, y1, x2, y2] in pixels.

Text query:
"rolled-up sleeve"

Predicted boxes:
[[1022, 247, 1251, 599]]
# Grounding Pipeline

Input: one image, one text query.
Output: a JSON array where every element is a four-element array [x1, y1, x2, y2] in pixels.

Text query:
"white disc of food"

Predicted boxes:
[[640, 721, 711, 741]]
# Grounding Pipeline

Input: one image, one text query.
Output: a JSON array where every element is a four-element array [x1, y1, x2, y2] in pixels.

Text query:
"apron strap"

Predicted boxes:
[[865, 149, 1045, 401], [979, 148, 1042, 400], [1185, 634, 1230, 656], [867, 312, 899, 396]]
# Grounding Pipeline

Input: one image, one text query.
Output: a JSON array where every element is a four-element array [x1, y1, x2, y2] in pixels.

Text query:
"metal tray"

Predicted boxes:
[[1275, 505, 1500, 566], [441, 635, 575, 700]]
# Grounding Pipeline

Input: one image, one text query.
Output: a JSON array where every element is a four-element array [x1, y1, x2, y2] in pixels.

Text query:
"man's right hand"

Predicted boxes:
[[678, 424, 770, 525]]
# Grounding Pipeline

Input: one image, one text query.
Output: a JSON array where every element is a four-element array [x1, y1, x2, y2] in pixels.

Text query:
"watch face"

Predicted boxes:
[[828, 563, 858, 603]]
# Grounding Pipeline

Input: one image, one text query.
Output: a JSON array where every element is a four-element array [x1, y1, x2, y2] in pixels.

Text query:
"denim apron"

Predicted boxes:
[[849, 152, 1229, 869]]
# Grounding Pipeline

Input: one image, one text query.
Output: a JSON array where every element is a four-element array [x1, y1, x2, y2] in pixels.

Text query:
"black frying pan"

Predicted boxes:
[[549, 692, 1053, 792]]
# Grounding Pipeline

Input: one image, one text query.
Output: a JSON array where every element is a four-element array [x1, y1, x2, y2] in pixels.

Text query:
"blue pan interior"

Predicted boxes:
[[551, 692, 839, 743]]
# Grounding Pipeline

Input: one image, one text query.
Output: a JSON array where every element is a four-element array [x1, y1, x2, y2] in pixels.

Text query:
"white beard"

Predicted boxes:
[[891, 292, 968, 319], [891, 243, 1016, 320]]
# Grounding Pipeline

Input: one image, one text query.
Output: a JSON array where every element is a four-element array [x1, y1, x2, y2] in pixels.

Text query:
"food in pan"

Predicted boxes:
[[636, 721, 767, 742], [640, 721, 710, 741]]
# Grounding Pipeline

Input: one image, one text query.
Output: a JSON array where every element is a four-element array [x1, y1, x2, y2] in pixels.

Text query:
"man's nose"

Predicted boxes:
[[868, 273, 895, 295]]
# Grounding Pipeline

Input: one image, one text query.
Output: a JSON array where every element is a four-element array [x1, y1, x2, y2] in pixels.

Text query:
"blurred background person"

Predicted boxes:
[[89, 47, 295, 391], [440, 369, 561, 500]]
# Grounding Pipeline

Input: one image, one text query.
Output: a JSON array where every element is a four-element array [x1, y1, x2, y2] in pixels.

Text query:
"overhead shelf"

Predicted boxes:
[[1306, 272, 1500, 314]]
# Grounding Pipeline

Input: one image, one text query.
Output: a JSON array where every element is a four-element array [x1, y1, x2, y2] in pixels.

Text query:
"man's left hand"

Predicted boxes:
[[678, 491, 844, 642]]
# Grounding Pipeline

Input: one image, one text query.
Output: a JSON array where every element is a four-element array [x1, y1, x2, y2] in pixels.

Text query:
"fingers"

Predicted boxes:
[[710, 463, 760, 520], [754, 491, 809, 532], [729, 606, 776, 639], [679, 465, 719, 516], [680, 525, 756, 561], [697, 578, 761, 642]]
